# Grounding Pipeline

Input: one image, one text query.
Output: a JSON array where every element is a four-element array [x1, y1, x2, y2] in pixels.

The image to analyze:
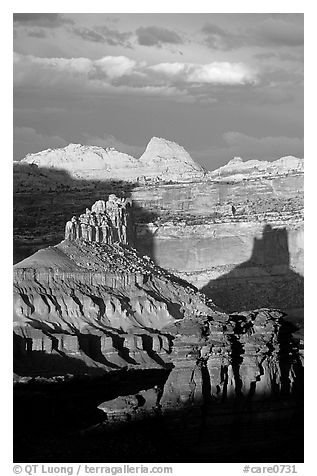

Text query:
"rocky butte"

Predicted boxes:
[[13, 138, 304, 461], [14, 137, 304, 319], [14, 199, 303, 462]]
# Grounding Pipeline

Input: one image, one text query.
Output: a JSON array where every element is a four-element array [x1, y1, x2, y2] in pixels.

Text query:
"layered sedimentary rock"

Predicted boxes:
[[14, 229, 303, 415], [14, 141, 304, 319], [98, 308, 302, 424], [132, 163, 304, 316], [13, 238, 215, 379], [13, 145, 304, 460]]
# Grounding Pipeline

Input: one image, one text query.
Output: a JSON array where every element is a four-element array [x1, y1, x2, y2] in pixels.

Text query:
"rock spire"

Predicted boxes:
[[65, 195, 132, 245]]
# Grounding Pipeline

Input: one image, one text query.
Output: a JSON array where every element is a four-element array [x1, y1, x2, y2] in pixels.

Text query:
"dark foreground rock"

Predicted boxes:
[[13, 238, 303, 462]]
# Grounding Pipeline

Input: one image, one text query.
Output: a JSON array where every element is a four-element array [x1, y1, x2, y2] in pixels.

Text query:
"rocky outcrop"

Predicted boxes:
[[138, 137, 204, 179], [13, 197, 303, 468], [14, 233, 303, 409], [207, 155, 304, 181], [14, 146, 304, 319], [19, 138, 205, 183], [97, 307, 302, 424], [64, 196, 132, 245], [132, 167, 304, 316], [21, 143, 140, 179], [13, 151, 304, 461], [13, 238, 215, 378]]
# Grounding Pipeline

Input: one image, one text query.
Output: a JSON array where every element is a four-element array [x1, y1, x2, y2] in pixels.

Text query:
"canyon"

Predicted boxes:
[[13, 139, 304, 462], [14, 234, 303, 462], [14, 138, 304, 318]]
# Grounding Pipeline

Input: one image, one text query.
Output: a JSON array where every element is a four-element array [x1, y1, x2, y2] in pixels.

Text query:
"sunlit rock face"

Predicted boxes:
[[19, 137, 205, 182], [20, 143, 140, 178], [138, 137, 204, 178], [206, 155, 303, 181], [13, 239, 215, 379], [13, 143, 304, 464], [131, 158, 304, 316], [14, 144, 304, 318], [14, 235, 302, 413]]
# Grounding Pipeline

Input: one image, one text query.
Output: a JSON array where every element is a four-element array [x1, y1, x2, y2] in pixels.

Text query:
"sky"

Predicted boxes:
[[13, 12, 304, 170]]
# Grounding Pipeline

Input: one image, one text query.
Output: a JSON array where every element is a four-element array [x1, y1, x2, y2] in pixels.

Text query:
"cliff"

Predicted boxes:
[[13, 239, 217, 377], [132, 165, 304, 317], [14, 228, 302, 392], [14, 149, 304, 319], [13, 149, 304, 462]]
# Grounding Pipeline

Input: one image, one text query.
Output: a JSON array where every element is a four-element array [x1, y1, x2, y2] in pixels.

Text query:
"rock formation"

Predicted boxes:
[[13, 146, 304, 461], [138, 137, 204, 179], [13, 192, 303, 461], [132, 157, 304, 320], [13, 238, 212, 376], [19, 137, 205, 183], [14, 144, 304, 323], [207, 155, 304, 181], [98, 308, 303, 424], [14, 218, 303, 406], [64, 196, 131, 245], [20, 143, 140, 178]]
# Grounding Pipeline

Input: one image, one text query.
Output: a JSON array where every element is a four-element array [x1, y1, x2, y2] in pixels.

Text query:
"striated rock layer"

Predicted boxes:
[[14, 239, 302, 408], [132, 164, 304, 317], [14, 146, 304, 318], [14, 239, 215, 378], [13, 230, 303, 463], [13, 149, 304, 461], [99, 308, 303, 426]]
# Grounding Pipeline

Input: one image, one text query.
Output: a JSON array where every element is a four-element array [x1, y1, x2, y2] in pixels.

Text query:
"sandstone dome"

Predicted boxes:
[[138, 137, 205, 176], [19, 138, 205, 182], [21, 143, 139, 176]]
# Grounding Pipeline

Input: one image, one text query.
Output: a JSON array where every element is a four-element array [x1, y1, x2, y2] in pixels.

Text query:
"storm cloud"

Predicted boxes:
[[136, 26, 183, 47], [13, 13, 73, 28]]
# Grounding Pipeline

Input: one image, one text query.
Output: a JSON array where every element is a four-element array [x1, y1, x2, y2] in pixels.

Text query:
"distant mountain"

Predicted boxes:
[[15, 139, 304, 192], [20, 143, 139, 179], [138, 137, 204, 177], [18, 138, 205, 183], [208, 155, 304, 181]]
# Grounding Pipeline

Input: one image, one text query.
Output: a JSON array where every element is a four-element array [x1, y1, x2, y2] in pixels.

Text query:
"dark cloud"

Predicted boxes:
[[14, 127, 67, 160], [71, 25, 132, 47], [96, 25, 133, 47], [254, 51, 303, 63], [201, 23, 244, 50], [254, 17, 304, 47], [222, 131, 304, 160], [202, 15, 303, 50], [136, 26, 183, 47], [192, 132, 303, 168], [26, 28, 49, 39], [71, 27, 105, 43], [83, 133, 144, 157], [13, 13, 74, 28]]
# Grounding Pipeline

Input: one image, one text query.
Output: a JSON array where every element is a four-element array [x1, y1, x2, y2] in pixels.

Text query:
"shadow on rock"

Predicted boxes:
[[14, 164, 159, 264], [200, 224, 304, 314]]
